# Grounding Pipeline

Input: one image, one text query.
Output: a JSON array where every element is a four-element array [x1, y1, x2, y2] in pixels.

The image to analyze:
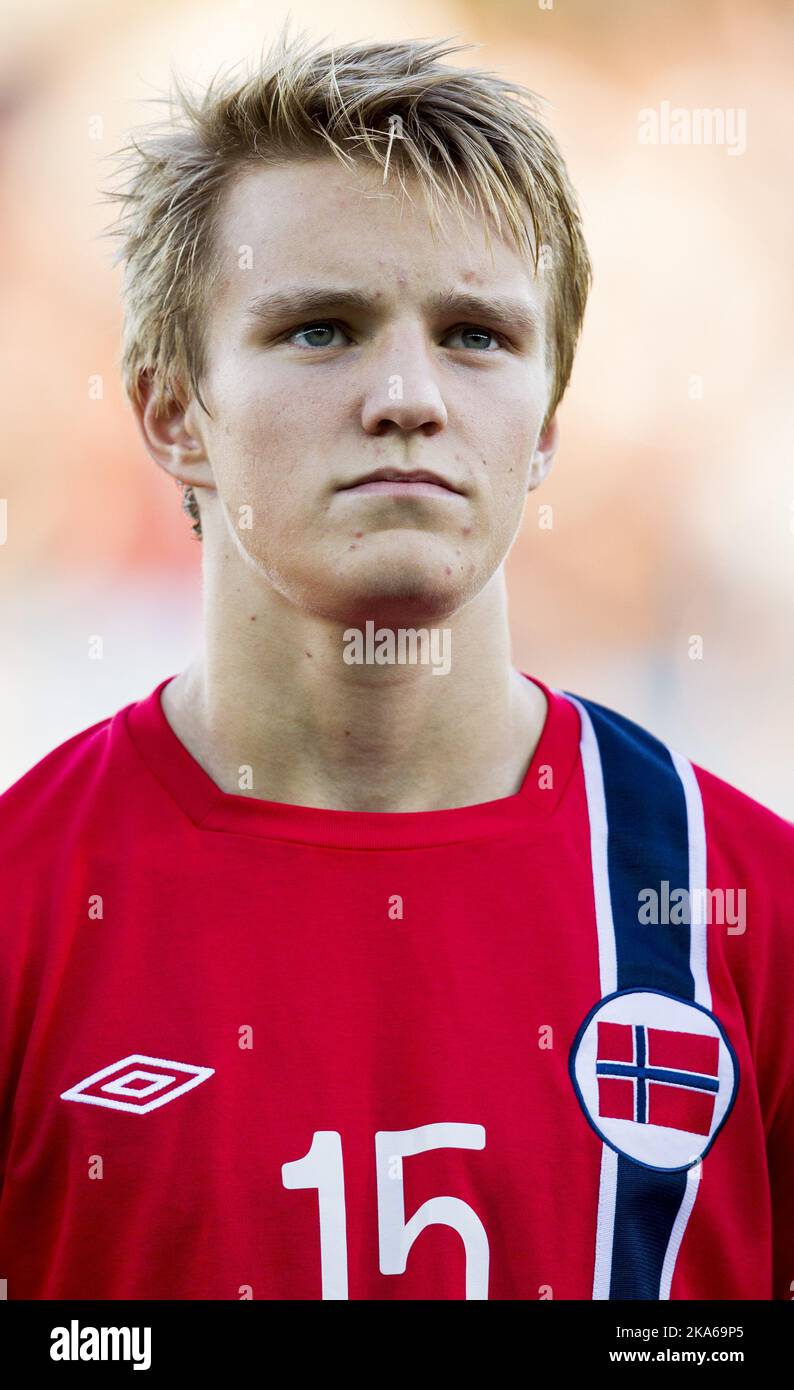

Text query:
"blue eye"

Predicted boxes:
[[291, 322, 347, 348], [285, 321, 505, 351], [445, 326, 502, 351]]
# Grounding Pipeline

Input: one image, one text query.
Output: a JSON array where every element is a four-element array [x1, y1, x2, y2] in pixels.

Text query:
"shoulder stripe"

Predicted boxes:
[[560, 690, 712, 1301]]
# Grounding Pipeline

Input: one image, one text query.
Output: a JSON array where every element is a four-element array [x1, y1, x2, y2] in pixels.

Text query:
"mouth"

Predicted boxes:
[[337, 468, 466, 499]]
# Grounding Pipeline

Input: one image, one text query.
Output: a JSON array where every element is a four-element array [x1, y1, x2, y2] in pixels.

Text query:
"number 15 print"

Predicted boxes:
[[282, 1122, 489, 1299]]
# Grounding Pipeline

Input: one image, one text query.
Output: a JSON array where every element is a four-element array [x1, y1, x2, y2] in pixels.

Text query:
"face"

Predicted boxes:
[[180, 156, 557, 625]]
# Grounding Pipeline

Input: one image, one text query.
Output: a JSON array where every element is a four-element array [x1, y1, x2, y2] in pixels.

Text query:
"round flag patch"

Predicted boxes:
[[569, 988, 739, 1172]]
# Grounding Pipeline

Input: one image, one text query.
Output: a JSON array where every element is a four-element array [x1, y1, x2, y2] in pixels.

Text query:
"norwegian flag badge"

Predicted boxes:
[[569, 990, 739, 1171]]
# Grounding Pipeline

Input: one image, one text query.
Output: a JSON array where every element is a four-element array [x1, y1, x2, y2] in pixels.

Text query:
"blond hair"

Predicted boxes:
[[101, 27, 592, 539]]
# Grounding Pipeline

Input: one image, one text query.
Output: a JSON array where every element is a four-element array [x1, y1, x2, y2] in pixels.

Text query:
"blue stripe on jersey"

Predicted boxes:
[[566, 693, 702, 1301], [576, 697, 694, 999], [610, 1160, 689, 1300]]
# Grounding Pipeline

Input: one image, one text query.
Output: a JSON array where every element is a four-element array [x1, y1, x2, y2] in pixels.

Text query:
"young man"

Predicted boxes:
[[0, 32, 792, 1303]]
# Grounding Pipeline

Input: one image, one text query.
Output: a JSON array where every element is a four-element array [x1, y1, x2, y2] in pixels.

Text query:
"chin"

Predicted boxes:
[[301, 551, 480, 628]]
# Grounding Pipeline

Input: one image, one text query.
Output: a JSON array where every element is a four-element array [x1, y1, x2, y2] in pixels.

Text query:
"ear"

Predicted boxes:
[[528, 413, 560, 491], [132, 371, 215, 494]]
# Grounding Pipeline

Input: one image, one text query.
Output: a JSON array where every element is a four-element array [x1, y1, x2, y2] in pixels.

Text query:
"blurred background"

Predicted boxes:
[[0, 0, 792, 814]]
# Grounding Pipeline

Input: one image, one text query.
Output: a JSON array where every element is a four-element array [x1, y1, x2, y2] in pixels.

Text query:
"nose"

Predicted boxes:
[[360, 330, 448, 437]]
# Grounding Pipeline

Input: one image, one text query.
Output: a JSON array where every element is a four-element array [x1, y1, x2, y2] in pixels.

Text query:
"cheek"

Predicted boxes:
[[481, 430, 537, 506], [212, 396, 303, 512], [469, 370, 545, 460]]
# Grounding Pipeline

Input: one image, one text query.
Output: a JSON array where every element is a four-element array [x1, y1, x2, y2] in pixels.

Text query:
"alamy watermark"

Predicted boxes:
[[50, 1320, 151, 1370], [638, 102, 747, 156], [343, 621, 451, 675], [638, 881, 746, 934]]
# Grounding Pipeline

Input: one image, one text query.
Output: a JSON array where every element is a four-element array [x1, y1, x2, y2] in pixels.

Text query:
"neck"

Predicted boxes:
[[162, 558, 547, 813]]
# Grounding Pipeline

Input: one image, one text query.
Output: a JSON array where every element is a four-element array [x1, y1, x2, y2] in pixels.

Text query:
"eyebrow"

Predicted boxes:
[[242, 287, 542, 336]]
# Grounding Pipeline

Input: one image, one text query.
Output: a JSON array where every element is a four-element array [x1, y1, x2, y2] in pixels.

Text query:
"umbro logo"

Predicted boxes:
[[60, 1053, 214, 1114]]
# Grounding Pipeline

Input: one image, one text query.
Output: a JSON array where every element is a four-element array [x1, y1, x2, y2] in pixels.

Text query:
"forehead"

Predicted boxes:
[[209, 156, 545, 318]]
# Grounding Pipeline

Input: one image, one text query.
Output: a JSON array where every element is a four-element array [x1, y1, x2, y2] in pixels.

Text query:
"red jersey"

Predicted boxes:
[[0, 673, 792, 1300]]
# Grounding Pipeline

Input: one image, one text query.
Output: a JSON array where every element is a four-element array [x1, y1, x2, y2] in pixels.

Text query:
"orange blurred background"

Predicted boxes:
[[1, 0, 792, 814]]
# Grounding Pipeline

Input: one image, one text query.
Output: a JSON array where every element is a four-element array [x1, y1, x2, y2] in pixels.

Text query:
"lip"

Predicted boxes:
[[337, 469, 465, 498]]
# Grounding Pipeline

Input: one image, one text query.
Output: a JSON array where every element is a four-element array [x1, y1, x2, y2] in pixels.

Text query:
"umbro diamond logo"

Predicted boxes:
[[60, 1053, 215, 1114]]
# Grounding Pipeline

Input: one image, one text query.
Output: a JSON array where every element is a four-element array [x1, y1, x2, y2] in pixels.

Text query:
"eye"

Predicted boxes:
[[283, 320, 507, 351], [289, 321, 351, 349], [443, 324, 504, 352]]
